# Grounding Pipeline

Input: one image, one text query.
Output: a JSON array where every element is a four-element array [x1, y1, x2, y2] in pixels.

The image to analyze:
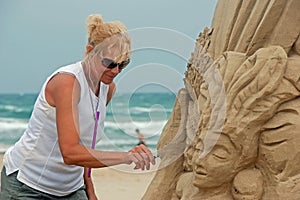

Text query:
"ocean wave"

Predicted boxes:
[[97, 138, 158, 146], [130, 106, 172, 114], [109, 105, 172, 113], [104, 120, 167, 136], [96, 137, 158, 152], [0, 105, 33, 113], [0, 117, 28, 131]]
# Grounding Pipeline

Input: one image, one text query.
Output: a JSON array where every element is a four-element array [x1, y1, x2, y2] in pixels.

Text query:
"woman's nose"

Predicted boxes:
[[111, 66, 120, 74]]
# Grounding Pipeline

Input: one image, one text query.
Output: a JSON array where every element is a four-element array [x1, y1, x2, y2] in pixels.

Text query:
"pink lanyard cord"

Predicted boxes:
[[87, 111, 100, 177]]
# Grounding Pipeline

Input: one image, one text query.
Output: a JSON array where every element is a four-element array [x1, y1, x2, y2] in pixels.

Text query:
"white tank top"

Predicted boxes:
[[3, 61, 109, 196]]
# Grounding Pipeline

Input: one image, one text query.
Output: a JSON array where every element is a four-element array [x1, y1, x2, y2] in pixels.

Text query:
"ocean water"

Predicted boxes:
[[0, 93, 176, 153]]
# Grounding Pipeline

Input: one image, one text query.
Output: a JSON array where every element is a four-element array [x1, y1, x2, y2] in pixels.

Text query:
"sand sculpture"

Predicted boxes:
[[143, 0, 300, 199]]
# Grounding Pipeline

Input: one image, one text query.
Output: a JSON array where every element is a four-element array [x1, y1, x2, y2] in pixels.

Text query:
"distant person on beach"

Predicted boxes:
[[136, 128, 146, 146], [0, 14, 155, 200]]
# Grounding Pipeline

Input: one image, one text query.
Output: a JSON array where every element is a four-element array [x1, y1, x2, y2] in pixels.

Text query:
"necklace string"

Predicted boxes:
[[87, 87, 100, 177], [85, 61, 101, 177]]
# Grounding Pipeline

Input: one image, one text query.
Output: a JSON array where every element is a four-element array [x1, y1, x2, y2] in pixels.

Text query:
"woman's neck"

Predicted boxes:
[[82, 61, 100, 96]]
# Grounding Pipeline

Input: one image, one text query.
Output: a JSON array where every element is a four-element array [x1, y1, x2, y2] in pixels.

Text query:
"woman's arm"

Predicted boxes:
[[84, 167, 98, 200], [45, 73, 155, 169]]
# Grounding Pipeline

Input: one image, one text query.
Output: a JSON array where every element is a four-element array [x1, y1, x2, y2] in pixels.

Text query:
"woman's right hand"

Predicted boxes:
[[127, 144, 156, 170]]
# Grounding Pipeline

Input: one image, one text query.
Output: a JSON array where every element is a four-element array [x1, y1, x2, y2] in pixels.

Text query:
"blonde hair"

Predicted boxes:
[[85, 14, 131, 60]]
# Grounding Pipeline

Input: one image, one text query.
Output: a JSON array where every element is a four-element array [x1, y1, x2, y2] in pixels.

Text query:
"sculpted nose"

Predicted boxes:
[[193, 150, 206, 165]]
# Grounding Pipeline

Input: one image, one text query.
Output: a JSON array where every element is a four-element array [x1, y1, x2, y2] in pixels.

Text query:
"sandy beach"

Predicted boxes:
[[0, 154, 158, 200]]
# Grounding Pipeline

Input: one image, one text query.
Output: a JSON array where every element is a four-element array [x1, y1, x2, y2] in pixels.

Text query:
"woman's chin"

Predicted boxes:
[[101, 78, 113, 84]]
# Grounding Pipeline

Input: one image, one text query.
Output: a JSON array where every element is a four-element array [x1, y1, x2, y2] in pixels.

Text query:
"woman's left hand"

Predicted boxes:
[[84, 167, 98, 200], [87, 191, 98, 200], [86, 186, 98, 200], [129, 144, 156, 170]]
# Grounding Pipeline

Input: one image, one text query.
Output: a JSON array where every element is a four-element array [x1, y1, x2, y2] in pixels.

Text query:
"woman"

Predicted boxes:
[[136, 128, 146, 146], [0, 14, 155, 200]]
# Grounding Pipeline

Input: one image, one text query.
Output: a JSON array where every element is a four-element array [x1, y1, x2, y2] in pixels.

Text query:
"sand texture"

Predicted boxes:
[[143, 0, 300, 199]]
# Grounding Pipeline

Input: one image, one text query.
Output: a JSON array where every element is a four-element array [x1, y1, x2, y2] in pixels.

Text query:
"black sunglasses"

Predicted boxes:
[[101, 58, 130, 70]]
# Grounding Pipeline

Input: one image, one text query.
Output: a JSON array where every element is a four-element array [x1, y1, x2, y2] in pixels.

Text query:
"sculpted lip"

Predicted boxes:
[[194, 166, 208, 175]]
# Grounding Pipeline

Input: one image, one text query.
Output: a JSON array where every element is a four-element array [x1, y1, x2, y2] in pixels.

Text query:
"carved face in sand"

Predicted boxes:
[[192, 133, 238, 188], [259, 99, 300, 177], [189, 71, 238, 188]]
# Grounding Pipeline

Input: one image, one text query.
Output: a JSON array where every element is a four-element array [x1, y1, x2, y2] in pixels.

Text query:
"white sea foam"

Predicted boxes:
[[130, 106, 172, 114], [0, 118, 28, 131], [0, 105, 32, 113], [104, 120, 167, 137]]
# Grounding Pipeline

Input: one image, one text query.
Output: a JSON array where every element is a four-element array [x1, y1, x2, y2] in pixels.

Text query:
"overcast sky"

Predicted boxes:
[[0, 0, 218, 94]]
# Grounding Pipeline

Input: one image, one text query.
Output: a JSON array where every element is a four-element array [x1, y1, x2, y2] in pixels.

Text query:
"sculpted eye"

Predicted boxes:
[[261, 122, 292, 146], [213, 153, 226, 160], [212, 148, 228, 160]]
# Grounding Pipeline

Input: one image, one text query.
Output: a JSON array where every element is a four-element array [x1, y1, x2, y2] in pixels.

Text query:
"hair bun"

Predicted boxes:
[[85, 13, 130, 48], [86, 14, 104, 34]]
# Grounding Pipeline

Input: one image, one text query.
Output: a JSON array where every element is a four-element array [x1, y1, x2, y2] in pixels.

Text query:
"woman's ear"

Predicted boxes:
[[86, 44, 94, 54]]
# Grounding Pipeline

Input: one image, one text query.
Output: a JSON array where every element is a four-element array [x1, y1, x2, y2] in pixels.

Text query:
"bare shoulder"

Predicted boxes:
[[46, 73, 80, 107]]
